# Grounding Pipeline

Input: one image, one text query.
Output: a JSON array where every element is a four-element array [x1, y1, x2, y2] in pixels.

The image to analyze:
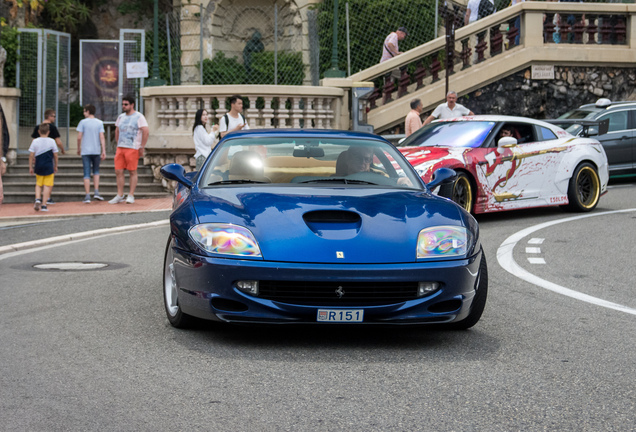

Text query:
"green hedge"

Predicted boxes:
[[201, 51, 304, 85], [1, 26, 19, 88]]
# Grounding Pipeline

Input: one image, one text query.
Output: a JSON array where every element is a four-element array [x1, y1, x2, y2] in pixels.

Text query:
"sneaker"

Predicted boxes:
[[109, 195, 125, 204], [40, 205, 49, 212], [125, 195, 135, 204], [46, 198, 55, 205], [83, 194, 91, 204], [93, 192, 104, 201], [34, 199, 42, 211]]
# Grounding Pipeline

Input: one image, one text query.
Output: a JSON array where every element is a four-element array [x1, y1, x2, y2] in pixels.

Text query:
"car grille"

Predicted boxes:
[[258, 280, 419, 306]]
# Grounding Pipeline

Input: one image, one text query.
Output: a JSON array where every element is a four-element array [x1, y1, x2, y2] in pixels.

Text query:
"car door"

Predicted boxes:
[[595, 109, 633, 175], [476, 122, 565, 211]]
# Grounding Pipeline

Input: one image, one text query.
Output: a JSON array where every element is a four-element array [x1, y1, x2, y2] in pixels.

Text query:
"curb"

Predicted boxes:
[[0, 219, 170, 256]]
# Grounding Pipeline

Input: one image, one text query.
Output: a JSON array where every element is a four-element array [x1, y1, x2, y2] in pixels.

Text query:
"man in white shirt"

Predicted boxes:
[[465, 0, 496, 62], [465, 0, 496, 25], [109, 95, 149, 205], [423, 91, 474, 125], [219, 95, 250, 138]]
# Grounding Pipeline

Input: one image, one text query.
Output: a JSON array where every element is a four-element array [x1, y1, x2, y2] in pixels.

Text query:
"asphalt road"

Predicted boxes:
[[0, 211, 172, 247], [0, 180, 634, 431]]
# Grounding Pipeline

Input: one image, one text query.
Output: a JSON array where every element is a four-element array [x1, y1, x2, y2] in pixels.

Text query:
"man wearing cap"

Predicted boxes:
[[381, 27, 408, 63]]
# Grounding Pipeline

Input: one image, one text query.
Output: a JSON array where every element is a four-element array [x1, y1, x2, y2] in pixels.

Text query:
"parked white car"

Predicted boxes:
[[398, 115, 610, 214]]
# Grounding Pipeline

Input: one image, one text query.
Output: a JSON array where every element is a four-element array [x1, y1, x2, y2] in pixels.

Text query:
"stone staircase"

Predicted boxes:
[[345, 2, 635, 133], [2, 154, 169, 204]]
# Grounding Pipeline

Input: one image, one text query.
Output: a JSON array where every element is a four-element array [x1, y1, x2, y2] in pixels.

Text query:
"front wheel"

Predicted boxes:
[[564, 162, 600, 212], [447, 252, 488, 330], [439, 171, 474, 213], [163, 236, 195, 328]]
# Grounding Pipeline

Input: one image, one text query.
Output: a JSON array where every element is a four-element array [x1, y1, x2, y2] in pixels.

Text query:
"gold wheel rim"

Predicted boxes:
[[576, 166, 600, 209], [454, 176, 473, 212]]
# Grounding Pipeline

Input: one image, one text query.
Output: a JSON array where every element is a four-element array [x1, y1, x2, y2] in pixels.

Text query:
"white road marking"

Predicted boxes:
[[528, 238, 545, 244], [527, 257, 546, 264], [0, 220, 169, 260], [34, 262, 109, 270], [525, 247, 542, 254], [497, 209, 636, 316]]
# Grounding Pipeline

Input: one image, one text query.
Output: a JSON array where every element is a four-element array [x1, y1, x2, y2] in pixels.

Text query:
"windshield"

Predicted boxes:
[[558, 109, 601, 120], [199, 136, 422, 190], [557, 109, 601, 134], [400, 121, 496, 148]]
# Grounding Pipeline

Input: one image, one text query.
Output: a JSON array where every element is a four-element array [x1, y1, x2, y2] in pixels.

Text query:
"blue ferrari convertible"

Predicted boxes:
[[161, 129, 487, 329]]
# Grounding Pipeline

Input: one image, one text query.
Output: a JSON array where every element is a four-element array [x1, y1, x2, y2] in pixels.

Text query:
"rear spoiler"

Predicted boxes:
[[545, 118, 609, 137]]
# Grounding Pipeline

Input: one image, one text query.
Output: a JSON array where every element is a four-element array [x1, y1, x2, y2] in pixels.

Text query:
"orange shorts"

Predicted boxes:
[[114, 147, 140, 171], [36, 173, 55, 187]]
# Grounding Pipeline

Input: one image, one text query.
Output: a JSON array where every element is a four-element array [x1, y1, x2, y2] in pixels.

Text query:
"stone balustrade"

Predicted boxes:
[[140, 84, 347, 179], [141, 85, 346, 151]]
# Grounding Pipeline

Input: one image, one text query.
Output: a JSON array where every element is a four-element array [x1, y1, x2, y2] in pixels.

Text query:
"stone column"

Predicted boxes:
[[180, 1, 212, 85]]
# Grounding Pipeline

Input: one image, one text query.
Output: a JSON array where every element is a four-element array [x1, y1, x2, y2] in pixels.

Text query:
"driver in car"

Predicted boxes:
[[499, 126, 513, 139], [345, 146, 375, 174], [345, 146, 412, 186]]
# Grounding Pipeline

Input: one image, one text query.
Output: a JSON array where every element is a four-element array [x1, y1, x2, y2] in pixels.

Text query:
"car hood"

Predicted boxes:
[[189, 186, 466, 264], [400, 146, 467, 181], [400, 146, 461, 165]]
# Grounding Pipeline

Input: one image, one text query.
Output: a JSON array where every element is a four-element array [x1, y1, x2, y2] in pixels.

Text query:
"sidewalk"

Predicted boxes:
[[0, 196, 173, 222]]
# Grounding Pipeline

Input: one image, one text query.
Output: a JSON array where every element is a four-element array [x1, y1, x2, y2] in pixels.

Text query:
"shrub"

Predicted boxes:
[[69, 102, 84, 127], [201, 52, 246, 85], [0, 25, 19, 88], [250, 51, 304, 85]]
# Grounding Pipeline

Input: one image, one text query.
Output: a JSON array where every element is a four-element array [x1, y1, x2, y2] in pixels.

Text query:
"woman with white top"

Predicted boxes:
[[193, 109, 220, 170]]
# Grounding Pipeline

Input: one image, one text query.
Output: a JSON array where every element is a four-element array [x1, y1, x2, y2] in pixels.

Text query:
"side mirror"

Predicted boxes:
[[498, 136, 518, 148], [427, 167, 456, 189], [160, 163, 193, 189]]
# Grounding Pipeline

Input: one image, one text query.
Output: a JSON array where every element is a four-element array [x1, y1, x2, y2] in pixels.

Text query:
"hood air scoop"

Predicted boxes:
[[303, 210, 362, 239]]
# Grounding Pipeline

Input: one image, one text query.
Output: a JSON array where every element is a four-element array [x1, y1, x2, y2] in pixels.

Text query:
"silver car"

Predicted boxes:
[[558, 98, 636, 177]]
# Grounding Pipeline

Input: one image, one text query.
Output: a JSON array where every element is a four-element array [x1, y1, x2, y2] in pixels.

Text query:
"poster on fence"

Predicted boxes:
[[81, 41, 120, 123]]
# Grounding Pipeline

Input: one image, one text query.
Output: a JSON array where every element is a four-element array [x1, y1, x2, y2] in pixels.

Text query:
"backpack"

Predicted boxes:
[[478, 0, 495, 19]]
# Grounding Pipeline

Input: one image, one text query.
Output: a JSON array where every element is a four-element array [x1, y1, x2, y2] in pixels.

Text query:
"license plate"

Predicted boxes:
[[317, 309, 364, 322]]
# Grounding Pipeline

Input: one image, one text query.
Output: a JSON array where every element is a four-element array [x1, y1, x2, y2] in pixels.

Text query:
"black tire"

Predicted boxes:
[[439, 171, 474, 213], [563, 162, 601, 212], [447, 252, 488, 330], [163, 236, 195, 328]]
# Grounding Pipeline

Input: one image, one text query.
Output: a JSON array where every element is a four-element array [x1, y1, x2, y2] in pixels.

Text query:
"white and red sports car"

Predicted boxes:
[[398, 115, 609, 214]]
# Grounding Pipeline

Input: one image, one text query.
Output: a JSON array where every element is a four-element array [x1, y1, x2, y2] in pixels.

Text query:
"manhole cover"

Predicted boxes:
[[33, 262, 109, 271]]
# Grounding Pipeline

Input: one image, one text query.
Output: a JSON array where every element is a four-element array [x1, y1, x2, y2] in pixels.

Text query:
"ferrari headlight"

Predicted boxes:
[[417, 226, 468, 259], [189, 223, 262, 257]]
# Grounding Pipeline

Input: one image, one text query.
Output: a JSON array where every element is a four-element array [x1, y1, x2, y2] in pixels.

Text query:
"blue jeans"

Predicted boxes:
[[82, 154, 101, 178]]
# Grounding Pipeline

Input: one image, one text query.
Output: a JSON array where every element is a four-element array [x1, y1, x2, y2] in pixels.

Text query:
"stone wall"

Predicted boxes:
[[463, 66, 636, 120], [144, 152, 196, 192]]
